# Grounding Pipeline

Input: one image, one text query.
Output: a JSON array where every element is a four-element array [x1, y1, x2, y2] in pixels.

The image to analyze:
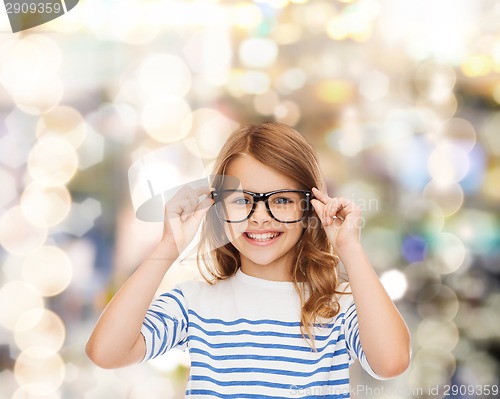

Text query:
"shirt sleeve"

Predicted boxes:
[[344, 302, 389, 380], [140, 287, 189, 362]]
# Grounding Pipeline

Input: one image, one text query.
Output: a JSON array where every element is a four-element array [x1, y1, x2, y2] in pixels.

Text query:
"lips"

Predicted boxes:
[[243, 231, 283, 245]]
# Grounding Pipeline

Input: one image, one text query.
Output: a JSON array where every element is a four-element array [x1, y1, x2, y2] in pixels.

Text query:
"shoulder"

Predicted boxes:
[[172, 276, 239, 317], [176, 277, 211, 294], [175, 275, 234, 298]]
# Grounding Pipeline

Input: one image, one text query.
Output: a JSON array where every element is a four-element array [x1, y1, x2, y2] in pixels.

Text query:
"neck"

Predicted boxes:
[[240, 255, 293, 282]]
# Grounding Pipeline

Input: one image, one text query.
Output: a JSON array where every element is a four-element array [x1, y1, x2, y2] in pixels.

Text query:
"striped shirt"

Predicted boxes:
[[141, 269, 385, 398]]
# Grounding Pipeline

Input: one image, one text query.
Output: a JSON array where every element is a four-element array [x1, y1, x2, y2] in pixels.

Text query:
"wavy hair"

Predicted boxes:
[[197, 122, 344, 348]]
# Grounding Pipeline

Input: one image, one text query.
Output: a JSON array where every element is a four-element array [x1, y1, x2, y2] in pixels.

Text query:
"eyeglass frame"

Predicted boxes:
[[211, 189, 313, 223]]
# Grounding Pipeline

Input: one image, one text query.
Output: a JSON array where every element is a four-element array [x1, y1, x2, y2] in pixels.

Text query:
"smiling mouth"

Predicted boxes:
[[244, 232, 283, 242]]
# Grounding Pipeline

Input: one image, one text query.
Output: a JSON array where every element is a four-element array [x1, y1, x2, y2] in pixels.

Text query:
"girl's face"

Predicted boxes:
[[223, 155, 305, 281]]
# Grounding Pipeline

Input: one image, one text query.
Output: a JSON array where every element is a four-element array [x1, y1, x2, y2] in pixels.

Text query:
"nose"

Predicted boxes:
[[250, 201, 271, 224]]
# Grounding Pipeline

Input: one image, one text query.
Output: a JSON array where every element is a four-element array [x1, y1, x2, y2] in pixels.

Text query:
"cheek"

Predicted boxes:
[[285, 225, 304, 243], [223, 221, 248, 241]]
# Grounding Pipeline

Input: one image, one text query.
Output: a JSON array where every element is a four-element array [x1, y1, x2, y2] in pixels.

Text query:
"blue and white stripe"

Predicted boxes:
[[141, 270, 383, 398]]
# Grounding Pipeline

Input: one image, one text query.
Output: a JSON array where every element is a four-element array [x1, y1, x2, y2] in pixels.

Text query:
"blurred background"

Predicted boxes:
[[0, 0, 499, 398]]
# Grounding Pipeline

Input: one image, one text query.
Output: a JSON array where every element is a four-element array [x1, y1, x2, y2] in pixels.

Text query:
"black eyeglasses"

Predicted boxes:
[[212, 189, 313, 223]]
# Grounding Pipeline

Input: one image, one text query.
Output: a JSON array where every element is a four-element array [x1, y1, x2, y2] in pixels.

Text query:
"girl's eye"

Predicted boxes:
[[274, 197, 293, 205], [232, 197, 250, 205]]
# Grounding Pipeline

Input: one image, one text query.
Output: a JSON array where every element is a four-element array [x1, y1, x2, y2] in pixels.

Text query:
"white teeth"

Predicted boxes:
[[246, 232, 280, 241]]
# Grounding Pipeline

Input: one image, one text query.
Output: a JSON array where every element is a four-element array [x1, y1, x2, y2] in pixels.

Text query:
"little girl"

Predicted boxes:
[[87, 122, 411, 398]]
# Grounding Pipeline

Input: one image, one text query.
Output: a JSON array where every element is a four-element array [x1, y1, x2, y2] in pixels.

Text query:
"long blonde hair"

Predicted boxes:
[[197, 122, 342, 347]]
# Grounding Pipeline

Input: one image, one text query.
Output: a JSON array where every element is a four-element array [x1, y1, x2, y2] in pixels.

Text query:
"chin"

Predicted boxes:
[[244, 255, 278, 267]]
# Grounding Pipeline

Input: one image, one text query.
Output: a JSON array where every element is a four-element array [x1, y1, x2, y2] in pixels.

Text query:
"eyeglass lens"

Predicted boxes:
[[215, 190, 309, 223]]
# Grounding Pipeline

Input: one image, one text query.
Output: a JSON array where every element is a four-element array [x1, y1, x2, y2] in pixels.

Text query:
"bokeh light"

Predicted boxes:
[[137, 54, 191, 99], [14, 309, 66, 355], [461, 54, 493, 77], [403, 262, 441, 303], [0, 35, 63, 114], [380, 269, 408, 301], [11, 76, 64, 115], [239, 38, 279, 69], [482, 163, 500, 200], [426, 233, 467, 275], [141, 96, 192, 143], [27, 137, 78, 187], [456, 352, 499, 385], [401, 235, 427, 263], [11, 389, 61, 399], [0, 166, 17, 210], [86, 102, 138, 144], [427, 143, 470, 186], [414, 61, 456, 102], [422, 181, 464, 217], [235, 70, 271, 95], [189, 108, 238, 159], [129, 376, 176, 399], [359, 70, 389, 101], [1, 1, 500, 397], [361, 227, 401, 270], [0, 281, 44, 331], [410, 349, 456, 390], [231, 3, 262, 30], [253, 90, 280, 115], [109, 0, 161, 45], [36, 106, 87, 149], [447, 209, 498, 255], [315, 80, 355, 104], [276, 68, 307, 94], [0, 35, 62, 94], [20, 183, 72, 227], [273, 100, 301, 126], [417, 317, 459, 352], [436, 118, 476, 152], [402, 200, 445, 237], [417, 284, 459, 321], [0, 206, 47, 255], [271, 23, 304, 45], [22, 246, 73, 297], [14, 348, 65, 395], [480, 111, 500, 155]]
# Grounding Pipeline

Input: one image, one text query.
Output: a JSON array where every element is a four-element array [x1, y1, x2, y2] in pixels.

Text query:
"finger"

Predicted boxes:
[[184, 186, 213, 212], [168, 185, 195, 209], [311, 199, 335, 227], [334, 197, 360, 219], [325, 198, 342, 221], [193, 186, 214, 214], [310, 198, 325, 217], [193, 196, 214, 220], [324, 198, 352, 226], [311, 187, 331, 205], [183, 186, 208, 213], [173, 184, 209, 199], [180, 193, 214, 222], [195, 186, 212, 197], [166, 198, 194, 220]]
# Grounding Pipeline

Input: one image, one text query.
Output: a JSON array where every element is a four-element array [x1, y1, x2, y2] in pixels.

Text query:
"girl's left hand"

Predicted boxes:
[[310, 187, 362, 253]]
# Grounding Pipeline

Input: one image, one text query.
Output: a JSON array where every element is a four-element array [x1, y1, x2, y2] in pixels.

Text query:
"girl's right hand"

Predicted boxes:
[[160, 185, 214, 256]]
